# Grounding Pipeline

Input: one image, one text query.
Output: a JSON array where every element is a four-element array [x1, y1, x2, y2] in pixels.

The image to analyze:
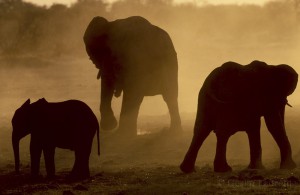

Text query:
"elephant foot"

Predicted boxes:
[[214, 162, 232, 173], [169, 127, 183, 133], [46, 174, 57, 180], [248, 162, 265, 170], [30, 174, 43, 181], [100, 115, 117, 131], [169, 123, 183, 132], [68, 170, 90, 181], [180, 162, 196, 173], [280, 159, 297, 170], [116, 126, 137, 137]]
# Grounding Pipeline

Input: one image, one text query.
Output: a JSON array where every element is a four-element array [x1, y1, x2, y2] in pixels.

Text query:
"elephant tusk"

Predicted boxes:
[[97, 70, 101, 79]]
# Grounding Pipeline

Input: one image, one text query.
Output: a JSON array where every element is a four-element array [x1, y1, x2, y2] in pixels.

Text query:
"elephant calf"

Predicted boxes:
[[12, 98, 100, 179], [180, 60, 298, 173]]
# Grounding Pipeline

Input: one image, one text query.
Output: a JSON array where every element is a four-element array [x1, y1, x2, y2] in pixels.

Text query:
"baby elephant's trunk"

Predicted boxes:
[[12, 135, 20, 173], [97, 126, 100, 156]]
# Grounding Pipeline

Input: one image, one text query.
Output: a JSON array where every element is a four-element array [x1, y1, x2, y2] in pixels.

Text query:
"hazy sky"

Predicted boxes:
[[24, 0, 274, 7]]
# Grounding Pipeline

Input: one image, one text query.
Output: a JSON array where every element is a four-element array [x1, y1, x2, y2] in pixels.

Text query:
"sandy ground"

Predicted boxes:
[[1, 57, 300, 194], [1, 112, 300, 194]]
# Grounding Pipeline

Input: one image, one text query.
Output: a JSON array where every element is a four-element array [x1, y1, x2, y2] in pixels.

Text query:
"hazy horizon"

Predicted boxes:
[[23, 0, 275, 7]]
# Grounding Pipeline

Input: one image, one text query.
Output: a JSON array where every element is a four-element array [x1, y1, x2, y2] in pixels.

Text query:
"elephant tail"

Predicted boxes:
[[96, 123, 100, 156], [92, 113, 100, 156]]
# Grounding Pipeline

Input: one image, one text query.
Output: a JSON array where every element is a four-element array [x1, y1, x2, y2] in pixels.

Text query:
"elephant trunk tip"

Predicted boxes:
[[12, 136, 20, 174], [97, 128, 100, 156]]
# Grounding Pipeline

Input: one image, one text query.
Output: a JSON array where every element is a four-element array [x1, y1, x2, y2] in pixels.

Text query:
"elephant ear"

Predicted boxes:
[[84, 16, 109, 70], [12, 99, 30, 126], [37, 98, 47, 104], [272, 65, 298, 97], [30, 98, 48, 112], [208, 62, 246, 103], [21, 99, 30, 108], [83, 16, 108, 45]]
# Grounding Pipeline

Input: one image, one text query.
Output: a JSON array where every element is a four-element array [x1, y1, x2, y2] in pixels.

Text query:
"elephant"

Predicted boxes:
[[12, 98, 100, 179], [180, 60, 298, 173], [83, 16, 182, 135]]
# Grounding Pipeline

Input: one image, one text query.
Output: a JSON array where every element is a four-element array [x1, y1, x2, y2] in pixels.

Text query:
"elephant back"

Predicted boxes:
[[203, 62, 245, 103], [203, 61, 269, 105], [202, 60, 298, 113], [108, 16, 178, 93], [108, 16, 176, 68], [83, 16, 108, 46]]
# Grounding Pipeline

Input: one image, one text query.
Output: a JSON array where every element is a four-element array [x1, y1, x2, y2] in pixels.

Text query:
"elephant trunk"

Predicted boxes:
[[97, 69, 101, 79], [12, 134, 20, 173], [100, 78, 118, 130]]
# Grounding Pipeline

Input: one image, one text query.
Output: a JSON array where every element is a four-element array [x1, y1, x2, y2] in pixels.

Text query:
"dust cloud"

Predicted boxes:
[[1, 0, 300, 180]]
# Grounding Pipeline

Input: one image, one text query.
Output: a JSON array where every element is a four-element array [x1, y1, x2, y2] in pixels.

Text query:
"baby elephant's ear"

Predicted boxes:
[[40, 98, 47, 102], [22, 99, 30, 107]]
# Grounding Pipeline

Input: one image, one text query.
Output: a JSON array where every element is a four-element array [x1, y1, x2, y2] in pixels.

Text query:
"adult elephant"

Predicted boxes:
[[180, 60, 298, 173], [83, 16, 181, 135], [12, 98, 99, 179]]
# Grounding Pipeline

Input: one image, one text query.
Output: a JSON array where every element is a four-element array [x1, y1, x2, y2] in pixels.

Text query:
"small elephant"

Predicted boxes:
[[12, 98, 100, 179], [180, 60, 298, 173], [83, 16, 182, 135]]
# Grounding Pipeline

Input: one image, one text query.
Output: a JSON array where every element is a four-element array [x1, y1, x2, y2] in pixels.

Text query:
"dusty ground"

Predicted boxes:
[[1, 57, 300, 194], [1, 113, 300, 194]]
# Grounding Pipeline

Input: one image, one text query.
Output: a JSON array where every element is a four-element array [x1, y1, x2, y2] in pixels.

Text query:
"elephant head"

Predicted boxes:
[[271, 64, 298, 99], [83, 16, 109, 70], [11, 99, 31, 173], [83, 16, 119, 130]]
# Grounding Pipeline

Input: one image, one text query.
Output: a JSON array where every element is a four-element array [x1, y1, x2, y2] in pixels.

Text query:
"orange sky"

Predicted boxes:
[[23, 0, 274, 7]]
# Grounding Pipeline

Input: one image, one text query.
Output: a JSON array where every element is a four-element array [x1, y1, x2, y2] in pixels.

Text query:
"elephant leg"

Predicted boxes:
[[118, 92, 144, 135], [162, 94, 182, 131], [246, 119, 264, 169], [30, 140, 42, 177], [43, 147, 56, 178], [100, 79, 117, 130], [71, 146, 91, 179], [100, 107, 117, 130], [180, 124, 211, 173], [214, 133, 232, 172], [264, 112, 296, 169]]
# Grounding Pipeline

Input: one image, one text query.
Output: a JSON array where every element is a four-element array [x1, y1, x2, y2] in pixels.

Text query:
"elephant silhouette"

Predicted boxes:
[[12, 98, 100, 179], [180, 60, 298, 173], [83, 16, 182, 135]]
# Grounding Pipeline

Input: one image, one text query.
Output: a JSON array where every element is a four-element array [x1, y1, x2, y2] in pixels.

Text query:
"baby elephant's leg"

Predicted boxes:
[[214, 133, 232, 172]]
